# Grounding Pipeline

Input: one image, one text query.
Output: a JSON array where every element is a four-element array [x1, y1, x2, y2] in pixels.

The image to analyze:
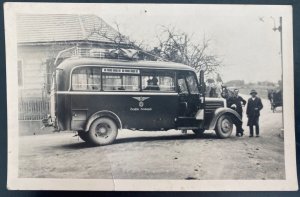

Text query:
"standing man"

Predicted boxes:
[[227, 88, 247, 136], [246, 89, 263, 137]]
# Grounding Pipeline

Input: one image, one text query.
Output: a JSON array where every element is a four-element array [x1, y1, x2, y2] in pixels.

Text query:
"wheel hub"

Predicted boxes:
[[222, 119, 231, 133], [95, 124, 110, 137], [99, 127, 107, 134]]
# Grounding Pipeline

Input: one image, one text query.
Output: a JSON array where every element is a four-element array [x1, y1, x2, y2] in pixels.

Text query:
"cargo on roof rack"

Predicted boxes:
[[54, 46, 166, 66]]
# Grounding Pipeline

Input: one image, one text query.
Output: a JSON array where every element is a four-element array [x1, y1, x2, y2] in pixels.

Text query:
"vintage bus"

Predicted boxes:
[[43, 57, 242, 145]]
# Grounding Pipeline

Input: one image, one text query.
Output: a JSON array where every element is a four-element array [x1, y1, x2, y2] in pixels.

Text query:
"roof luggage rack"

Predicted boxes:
[[54, 46, 167, 66]]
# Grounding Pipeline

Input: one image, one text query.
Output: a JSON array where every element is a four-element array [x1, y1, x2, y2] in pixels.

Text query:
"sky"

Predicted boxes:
[[16, 3, 291, 83], [90, 4, 291, 83]]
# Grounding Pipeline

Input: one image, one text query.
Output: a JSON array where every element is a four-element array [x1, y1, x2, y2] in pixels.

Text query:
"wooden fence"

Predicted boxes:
[[19, 99, 50, 120]]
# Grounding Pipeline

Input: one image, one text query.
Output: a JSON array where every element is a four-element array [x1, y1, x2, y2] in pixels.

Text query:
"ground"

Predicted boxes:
[[19, 96, 285, 180]]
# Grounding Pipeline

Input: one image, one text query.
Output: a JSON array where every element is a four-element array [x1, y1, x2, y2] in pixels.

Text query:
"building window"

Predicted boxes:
[[142, 71, 175, 92], [72, 67, 101, 91], [102, 74, 140, 91], [18, 60, 23, 87]]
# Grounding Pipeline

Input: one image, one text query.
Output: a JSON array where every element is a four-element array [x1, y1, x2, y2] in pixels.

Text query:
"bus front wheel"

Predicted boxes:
[[215, 115, 233, 138], [87, 117, 118, 146]]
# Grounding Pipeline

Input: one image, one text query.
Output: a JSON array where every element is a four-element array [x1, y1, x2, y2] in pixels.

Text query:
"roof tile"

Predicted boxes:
[[17, 14, 124, 44]]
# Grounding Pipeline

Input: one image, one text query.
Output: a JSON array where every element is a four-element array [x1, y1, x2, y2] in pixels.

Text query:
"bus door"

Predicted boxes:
[[177, 71, 202, 128], [137, 70, 178, 130]]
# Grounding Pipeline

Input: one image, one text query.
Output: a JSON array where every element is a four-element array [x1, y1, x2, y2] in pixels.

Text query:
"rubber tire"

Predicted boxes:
[[215, 115, 233, 138], [78, 131, 89, 142], [192, 129, 205, 137], [87, 118, 118, 146]]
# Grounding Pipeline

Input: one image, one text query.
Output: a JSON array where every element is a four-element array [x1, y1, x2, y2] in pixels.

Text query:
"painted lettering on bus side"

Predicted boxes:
[[130, 96, 152, 111], [130, 108, 140, 111], [141, 108, 152, 111], [130, 107, 152, 111]]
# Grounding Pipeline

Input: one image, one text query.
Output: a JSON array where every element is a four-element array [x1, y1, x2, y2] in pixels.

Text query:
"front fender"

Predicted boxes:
[[208, 107, 242, 130], [84, 110, 122, 132]]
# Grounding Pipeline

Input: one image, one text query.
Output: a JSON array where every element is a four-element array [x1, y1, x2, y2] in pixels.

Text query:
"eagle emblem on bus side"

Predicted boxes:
[[132, 97, 150, 107]]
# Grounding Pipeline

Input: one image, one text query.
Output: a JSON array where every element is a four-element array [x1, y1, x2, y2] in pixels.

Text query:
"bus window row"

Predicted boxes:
[[71, 67, 176, 92]]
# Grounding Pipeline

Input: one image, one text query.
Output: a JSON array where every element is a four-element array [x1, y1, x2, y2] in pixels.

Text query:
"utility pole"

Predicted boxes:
[[279, 16, 284, 133], [261, 16, 284, 134], [278, 17, 283, 92], [271, 16, 283, 88]]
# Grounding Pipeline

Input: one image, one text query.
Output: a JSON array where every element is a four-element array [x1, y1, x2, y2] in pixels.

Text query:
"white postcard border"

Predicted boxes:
[[4, 2, 298, 191]]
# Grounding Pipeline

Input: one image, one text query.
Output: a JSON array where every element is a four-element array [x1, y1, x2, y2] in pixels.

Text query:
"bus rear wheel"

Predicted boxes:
[[215, 115, 233, 138], [87, 118, 118, 146]]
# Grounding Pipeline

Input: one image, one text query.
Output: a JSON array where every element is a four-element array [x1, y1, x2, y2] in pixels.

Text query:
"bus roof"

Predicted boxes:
[[57, 57, 195, 72]]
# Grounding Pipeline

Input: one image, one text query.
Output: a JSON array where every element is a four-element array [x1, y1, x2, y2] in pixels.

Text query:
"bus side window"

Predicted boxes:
[[72, 67, 101, 91], [142, 71, 175, 92], [178, 78, 188, 94], [142, 76, 160, 91], [186, 73, 199, 94], [102, 74, 140, 91]]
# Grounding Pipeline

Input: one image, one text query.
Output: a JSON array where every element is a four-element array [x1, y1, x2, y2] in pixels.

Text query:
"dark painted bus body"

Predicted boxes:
[[44, 57, 242, 145]]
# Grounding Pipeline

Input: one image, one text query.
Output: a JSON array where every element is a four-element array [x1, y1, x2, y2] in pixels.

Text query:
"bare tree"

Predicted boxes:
[[86, 21, 143, 50], [84, 21, 223, 74], [153, 26, 223, 76], [86, 21, 167, 60]]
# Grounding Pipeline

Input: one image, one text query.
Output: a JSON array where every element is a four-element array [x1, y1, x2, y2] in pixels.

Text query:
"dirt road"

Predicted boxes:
[[19, 96, 285, 180]]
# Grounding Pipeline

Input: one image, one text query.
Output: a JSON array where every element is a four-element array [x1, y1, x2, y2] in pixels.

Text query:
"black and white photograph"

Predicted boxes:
[[4, 3, 297, 191]]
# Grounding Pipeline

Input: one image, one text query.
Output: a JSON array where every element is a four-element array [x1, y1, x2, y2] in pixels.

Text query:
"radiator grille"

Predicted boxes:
[[205, 100, 224, 113]]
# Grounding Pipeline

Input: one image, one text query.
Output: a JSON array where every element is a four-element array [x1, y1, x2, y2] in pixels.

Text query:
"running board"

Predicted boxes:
[[177, 127, 199, 130], [176, 116, 202, 129]]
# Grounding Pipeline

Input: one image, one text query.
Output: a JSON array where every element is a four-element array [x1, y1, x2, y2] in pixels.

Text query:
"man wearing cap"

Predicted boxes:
[[246, 89, 263, 137]]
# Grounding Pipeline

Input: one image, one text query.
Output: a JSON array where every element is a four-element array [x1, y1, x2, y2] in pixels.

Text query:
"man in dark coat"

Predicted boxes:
[[246, 89, 263, 137], [227, 89, 247, 136]]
